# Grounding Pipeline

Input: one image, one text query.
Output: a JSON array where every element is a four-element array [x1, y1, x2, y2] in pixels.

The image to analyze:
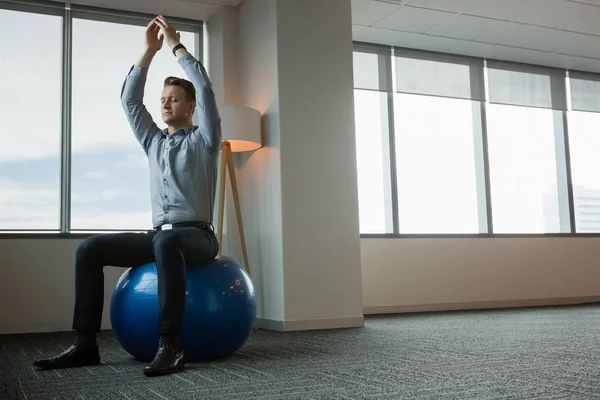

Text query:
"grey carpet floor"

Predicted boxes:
[[2, 305, 600, 399]]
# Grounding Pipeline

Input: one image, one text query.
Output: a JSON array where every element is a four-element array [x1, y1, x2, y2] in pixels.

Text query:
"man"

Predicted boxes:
[[33, 15, 221, 377]]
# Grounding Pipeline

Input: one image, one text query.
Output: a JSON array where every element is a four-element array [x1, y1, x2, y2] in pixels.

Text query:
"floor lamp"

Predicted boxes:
[[216, 106, 262, 275]]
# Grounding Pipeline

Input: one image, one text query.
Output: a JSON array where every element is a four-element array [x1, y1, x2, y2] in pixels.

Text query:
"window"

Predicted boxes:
[[394, 94, 484, 234], [70, 17, 197, 231], [354, 90, 393, 233], [353, 45, 394, 233], [567, 71, 600, 233], [0, 1, 202, 233], [486, 62, 570, 234], [0, 7, 62, 230], [353, 43, 600, 236], [393, 50, 486, 234], [486, 105, 566, 233]]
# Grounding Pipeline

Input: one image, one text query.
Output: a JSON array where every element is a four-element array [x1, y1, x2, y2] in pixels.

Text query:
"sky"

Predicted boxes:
[[1, 9, 196, 231]]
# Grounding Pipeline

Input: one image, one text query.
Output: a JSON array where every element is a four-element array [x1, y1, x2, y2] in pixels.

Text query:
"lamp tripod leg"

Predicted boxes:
[[217, 142, 228, 256], [224, 144, 251, 275]]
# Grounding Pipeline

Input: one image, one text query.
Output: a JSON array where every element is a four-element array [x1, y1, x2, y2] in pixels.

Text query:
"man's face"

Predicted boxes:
[[161, 85, 194, 125]]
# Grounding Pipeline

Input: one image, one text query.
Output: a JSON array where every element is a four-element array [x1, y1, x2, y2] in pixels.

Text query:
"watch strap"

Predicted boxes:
[[172, 43, 186, 56]]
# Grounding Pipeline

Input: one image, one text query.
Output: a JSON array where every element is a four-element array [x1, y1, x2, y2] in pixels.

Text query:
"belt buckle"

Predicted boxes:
[[162, 223, 173, 230]]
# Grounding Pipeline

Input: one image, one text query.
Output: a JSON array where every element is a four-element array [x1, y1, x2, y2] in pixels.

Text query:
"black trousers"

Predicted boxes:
[[72, 223, 219, 334]]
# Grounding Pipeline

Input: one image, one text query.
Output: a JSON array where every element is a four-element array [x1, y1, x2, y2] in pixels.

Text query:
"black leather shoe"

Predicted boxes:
[[33, 345, 100, 370], [143, 347, 185, 377]]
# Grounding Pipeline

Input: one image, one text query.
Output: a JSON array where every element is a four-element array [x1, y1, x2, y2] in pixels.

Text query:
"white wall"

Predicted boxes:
[[235, 0, 286, 324], [362, 237, 600, 314], [0, 238, 121, 334], [205, 5, 244, 261], [5, 235, 600, 333], [205, 6, 239, 107]]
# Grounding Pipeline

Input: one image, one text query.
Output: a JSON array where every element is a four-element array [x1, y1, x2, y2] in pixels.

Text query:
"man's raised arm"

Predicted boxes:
[[154, 16, 222, 154], [120, 20, 163, 154]]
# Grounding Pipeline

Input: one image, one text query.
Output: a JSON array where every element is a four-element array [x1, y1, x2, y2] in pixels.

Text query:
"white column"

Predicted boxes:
[[235, 0, 364, 330]]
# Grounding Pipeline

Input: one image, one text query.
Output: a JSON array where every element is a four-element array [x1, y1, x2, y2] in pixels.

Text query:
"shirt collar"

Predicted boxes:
[[161, 126, 195, 136]]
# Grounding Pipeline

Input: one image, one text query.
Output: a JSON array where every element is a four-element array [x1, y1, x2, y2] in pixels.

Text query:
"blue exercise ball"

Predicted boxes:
[[109, 256, 256, 362]]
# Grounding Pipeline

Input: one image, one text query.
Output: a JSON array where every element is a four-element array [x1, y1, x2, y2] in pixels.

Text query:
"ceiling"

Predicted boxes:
[[352, 0, 600, 73], [67, 0, 600, 73], [68, 0, 243, 21]]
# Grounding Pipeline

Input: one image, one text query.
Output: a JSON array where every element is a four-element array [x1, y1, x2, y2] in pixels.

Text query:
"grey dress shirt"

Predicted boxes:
[[120, 53, 222, 228]]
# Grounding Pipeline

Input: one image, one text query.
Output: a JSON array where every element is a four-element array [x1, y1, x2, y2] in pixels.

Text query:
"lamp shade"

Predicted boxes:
[[220, 106, 262, 152]]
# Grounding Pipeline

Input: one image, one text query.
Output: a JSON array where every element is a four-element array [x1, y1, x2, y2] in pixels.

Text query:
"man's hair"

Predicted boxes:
[[164, 76, 196, 102]]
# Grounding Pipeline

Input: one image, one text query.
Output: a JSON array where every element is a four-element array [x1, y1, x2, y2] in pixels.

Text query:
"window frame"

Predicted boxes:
[[353, 42, 398, 234], [0, 0, 203, 236], [354, 41, 597, 238]]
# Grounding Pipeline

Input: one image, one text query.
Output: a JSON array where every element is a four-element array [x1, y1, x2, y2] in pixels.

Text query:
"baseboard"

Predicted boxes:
[[256, 316, 364, 332], [0, 322, 70, 335], [6, 297, 600, 335], [255, 318, 285, 331], [363, 296, 600, 315], [0, 319, 112, 335]]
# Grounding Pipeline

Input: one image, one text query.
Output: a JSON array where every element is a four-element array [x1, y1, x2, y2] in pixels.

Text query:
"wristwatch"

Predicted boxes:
[[172, 43, 186, 56]]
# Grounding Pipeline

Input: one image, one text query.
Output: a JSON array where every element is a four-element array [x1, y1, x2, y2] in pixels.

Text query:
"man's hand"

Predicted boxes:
[[144, 20, 163, 54], [154, 15, 181, 49]]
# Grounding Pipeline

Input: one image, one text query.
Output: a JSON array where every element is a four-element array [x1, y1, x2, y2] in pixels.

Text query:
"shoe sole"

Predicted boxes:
[[143, 364, 185, 377], [33, 360, 101, 370]]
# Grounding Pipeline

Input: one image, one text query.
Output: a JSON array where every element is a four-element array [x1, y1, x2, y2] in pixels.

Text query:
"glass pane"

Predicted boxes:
[[487, 61, 566, 110], [567, 111, 600, 233], [0, 9, 62, 230], [395, 50, 484, 101], [71, 18, 197, 230], [353, 48, 389, 91], [354, 90, 393, 234], [393, 93, 483, 234], [569, 71, 600, 113], [487, 104, 565, 233]]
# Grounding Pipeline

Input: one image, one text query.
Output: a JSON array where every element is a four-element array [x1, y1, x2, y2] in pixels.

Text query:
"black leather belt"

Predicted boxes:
[[154, 221, 213, 231]]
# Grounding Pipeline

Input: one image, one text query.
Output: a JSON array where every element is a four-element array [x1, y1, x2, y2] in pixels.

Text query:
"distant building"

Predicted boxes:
[[573, 186, 600, 232], [544, 185, 600, 232]]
